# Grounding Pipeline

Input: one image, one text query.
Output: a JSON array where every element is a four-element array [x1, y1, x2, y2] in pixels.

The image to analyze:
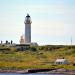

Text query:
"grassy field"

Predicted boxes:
[[0, 45, 75, 70]]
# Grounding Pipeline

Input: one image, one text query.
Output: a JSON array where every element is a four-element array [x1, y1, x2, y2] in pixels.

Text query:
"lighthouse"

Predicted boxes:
[[24, 14, 32, 44]]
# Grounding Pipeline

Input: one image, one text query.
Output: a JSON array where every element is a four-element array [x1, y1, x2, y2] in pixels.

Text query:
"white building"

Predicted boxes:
[[24, 14, 32, 44], [55, 59, 68, 65], [31, 42, 38, 46]]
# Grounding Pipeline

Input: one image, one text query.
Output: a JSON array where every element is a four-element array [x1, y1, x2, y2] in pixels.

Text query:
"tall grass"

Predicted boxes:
[[0, 45, 75, 70]]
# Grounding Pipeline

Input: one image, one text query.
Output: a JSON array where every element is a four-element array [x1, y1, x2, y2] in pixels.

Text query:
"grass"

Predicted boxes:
[[0, 45, 75, 70]]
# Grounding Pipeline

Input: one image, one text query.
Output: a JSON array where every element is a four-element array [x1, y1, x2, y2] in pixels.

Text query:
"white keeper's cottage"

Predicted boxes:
[[55, 58, 68, 65]]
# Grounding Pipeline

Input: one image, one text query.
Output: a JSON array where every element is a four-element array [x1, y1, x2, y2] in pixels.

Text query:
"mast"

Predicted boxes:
[[71, 37, 72, 50]]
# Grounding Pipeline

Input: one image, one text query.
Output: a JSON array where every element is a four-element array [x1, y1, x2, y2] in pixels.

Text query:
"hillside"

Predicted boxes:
[[0, 45, 75, 70]]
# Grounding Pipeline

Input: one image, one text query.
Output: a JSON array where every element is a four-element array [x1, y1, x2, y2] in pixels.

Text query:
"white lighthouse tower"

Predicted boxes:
[[24, 14, 32, 44]]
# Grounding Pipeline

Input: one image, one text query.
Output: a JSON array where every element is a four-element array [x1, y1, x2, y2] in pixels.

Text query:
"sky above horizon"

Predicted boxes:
[[0, 0, 75, 45]]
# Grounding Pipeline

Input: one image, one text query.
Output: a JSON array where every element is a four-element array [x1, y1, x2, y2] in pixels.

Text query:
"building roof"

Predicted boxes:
[[26, 13, 30, 17], [16, 44, 30, 46], [55, 59, 67, 62]]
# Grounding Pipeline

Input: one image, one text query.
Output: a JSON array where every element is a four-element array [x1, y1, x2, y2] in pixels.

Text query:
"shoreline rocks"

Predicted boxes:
[[0, 69, 75, 75]]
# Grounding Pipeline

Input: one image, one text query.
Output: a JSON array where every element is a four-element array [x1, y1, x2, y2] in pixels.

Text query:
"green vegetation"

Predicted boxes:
[[0, 45, 75, 70]]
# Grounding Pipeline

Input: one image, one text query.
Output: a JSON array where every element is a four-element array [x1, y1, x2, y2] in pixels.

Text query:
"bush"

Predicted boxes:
[[30, 47, 37, 51]]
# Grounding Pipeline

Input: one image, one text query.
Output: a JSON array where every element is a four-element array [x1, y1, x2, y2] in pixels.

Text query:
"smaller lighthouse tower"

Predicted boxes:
[[24, 14, 32, 44]]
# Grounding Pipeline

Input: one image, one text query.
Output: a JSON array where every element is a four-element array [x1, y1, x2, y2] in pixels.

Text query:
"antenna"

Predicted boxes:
[[71, 37, 72, 50]]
